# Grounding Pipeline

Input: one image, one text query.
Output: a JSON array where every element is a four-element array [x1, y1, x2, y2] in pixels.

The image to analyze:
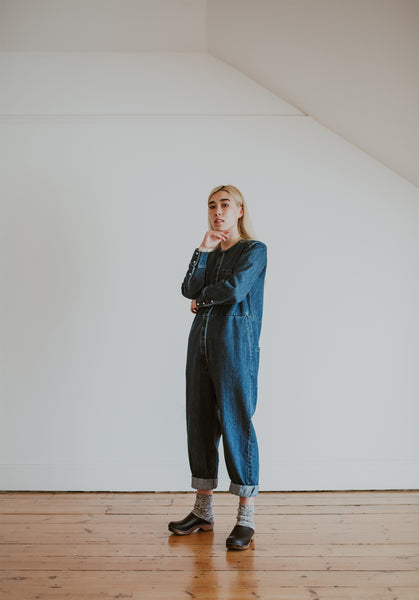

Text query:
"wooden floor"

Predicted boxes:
[[0, 491, 418, 599]]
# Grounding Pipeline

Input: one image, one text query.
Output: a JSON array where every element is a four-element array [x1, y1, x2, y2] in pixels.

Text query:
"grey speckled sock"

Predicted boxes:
[[191, 493, 214, 522], [236, 503, 255, 530]]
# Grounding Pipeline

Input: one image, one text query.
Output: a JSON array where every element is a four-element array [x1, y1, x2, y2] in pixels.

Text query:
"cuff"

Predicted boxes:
[[189, 248, 208, 270], [195, 292, 210, 308], [229, 482, 259, 497], [196, 288, 216, 308], [192, 476, 218, 490]]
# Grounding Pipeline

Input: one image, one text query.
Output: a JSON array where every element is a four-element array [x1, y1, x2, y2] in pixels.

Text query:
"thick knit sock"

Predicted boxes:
[[191, 493, 214, 522], [236, 503, 255, 530]]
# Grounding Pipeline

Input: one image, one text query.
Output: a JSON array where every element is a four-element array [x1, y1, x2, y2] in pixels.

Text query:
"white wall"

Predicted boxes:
[[0, 52, 418, 491]]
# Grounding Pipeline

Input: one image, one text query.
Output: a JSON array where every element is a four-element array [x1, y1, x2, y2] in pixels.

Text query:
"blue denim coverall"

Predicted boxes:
[[181, 238, 267, 497]]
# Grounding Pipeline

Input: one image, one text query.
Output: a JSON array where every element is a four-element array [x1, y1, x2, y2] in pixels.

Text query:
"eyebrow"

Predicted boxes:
[[208, 198, 231, 205]]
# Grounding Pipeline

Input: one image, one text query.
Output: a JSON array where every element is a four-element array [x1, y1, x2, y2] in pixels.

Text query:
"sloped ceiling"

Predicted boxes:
[[0, 0, 416, 186], [207, 0, 418, 187]]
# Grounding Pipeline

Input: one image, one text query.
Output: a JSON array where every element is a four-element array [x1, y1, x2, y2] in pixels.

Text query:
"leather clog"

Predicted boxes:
[[168, 511, 214, 535], [226, 524, 255, 550]]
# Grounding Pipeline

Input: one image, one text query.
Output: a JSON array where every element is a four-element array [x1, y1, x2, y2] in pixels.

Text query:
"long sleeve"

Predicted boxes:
[[195, 241, 267, 307], [181, 248, 209, 299]]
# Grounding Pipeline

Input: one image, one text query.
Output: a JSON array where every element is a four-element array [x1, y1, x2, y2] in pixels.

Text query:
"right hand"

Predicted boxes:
[[199, 230, 229, 252], [191, 299, 198, 314]]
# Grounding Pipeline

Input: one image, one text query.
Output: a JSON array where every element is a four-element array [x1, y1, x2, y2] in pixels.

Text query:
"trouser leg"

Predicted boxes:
[[209, 336, 260, 498], [186, 339, 221, 490]]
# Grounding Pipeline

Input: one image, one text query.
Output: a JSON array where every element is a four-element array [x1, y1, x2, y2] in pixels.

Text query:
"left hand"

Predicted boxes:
[[191, 299, 198, 314]]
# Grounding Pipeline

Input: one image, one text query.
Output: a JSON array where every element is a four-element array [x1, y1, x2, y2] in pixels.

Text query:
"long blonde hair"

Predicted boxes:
[[207, 185, 257, 240]]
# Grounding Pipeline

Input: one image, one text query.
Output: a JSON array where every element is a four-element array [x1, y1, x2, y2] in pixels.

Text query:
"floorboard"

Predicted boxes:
[[0, 490, 418, 599]]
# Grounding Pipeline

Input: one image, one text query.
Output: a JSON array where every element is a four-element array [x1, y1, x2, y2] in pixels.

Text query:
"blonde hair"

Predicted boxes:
[[207, 184, 257, 240]]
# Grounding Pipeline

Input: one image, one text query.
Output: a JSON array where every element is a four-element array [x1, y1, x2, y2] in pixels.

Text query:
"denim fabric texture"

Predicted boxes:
[[181, 238, 267, 497]]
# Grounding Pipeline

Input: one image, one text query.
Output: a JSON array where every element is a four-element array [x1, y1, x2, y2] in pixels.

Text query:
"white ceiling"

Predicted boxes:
[[0, 0, 417, 186], [0, 0, 207, 51]]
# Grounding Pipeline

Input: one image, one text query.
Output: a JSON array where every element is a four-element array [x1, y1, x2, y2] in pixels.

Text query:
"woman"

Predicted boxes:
[[168, 184, 267, 550]]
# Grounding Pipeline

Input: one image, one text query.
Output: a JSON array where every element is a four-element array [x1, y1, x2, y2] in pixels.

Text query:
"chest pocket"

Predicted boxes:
[[221, 268, 233, 276]]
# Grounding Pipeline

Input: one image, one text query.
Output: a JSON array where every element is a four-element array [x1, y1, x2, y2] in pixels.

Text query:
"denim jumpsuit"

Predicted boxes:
[[181, 238, 267, 497]]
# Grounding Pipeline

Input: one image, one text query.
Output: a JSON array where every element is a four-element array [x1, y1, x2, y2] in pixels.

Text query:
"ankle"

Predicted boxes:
[[236, 502, 255, 530], [192, 492, 214, 522]]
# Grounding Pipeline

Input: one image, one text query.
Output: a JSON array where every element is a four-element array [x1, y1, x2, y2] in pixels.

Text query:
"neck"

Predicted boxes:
[[220, 232, 241, 251]]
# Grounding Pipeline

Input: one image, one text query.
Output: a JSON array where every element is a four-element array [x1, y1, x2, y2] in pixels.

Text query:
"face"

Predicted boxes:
[[208, 191, 243, 235]]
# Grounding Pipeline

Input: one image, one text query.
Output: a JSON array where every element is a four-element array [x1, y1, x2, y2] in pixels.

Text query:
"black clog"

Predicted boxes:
[[226, 524, 255, 550], [168, 511, 214, 535]]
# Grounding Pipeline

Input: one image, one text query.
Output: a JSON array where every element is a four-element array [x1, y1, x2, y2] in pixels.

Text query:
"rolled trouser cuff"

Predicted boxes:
[[229, 482, 259, 497], [191, 476, 218, 490]]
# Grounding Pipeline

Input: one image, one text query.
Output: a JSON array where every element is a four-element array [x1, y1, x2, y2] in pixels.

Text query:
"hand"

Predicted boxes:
[[191, 299, 199, 314], [199, 230, 229, 252]]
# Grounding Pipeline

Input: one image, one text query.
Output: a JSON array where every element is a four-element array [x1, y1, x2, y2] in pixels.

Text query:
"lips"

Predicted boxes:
[[215, 219, 224, 223]]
